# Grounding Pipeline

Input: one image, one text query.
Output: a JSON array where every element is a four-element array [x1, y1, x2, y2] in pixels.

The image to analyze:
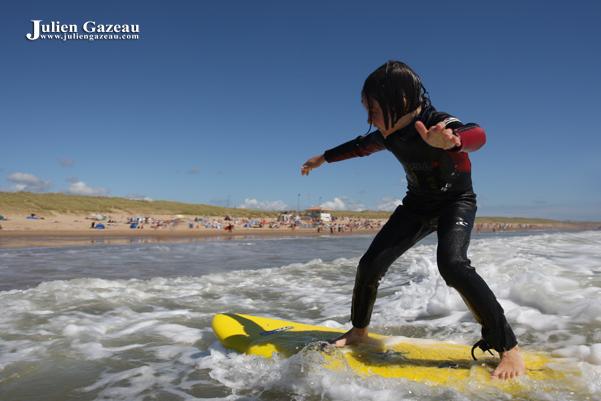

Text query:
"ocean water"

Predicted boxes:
[[0, 230, 600, 400]]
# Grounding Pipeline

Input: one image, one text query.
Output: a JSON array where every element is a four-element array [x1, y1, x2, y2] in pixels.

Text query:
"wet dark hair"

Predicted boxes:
[[362, 60, 428, 131]]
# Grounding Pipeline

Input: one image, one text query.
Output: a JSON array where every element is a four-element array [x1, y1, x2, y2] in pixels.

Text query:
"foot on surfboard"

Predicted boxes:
[[491, 345, 526, 380], [329, 327, 369, 347]]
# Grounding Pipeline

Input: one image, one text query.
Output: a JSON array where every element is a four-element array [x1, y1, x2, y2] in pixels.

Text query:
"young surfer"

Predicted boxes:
[[301, 61, 526, 380]]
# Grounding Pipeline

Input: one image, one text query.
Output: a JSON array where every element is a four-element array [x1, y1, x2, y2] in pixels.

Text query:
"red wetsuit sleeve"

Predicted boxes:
[[452, 123, 486, 153]]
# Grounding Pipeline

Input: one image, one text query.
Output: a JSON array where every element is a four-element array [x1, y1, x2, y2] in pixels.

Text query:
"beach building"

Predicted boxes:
[[305, 207, 332, 222]]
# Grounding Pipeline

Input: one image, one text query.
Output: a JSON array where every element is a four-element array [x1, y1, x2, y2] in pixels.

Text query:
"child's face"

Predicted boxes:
[[362, 97, 386, 132], [362, 96, 412, 136]]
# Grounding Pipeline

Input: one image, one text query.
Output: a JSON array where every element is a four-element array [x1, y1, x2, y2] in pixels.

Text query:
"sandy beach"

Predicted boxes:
[[0, 211, 598, 248], [0, 212, 385, 247]]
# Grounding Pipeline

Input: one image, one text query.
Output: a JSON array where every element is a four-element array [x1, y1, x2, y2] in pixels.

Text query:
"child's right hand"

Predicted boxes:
[[415, 121, 461, 150], [301, 154, 325, 176]]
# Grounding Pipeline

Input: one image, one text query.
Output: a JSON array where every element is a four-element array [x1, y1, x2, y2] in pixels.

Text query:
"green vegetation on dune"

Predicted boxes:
[[0, 192, 597, 226], [0, 192, 279, 219]]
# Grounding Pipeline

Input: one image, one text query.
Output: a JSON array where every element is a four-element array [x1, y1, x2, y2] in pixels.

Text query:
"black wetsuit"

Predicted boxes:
[[323, 101, 517, 353]]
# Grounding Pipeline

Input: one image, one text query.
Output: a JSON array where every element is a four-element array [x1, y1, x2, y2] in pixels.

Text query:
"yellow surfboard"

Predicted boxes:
[[212, 313, 579, 395]]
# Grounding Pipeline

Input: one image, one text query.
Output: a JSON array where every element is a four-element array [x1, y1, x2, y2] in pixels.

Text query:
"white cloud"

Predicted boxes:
[[237, 198, 289, 211], [58, 158, 74, 167], [59, 179, 110, 196], [187, 166, 200, 175], [374, 196, 403, 211], [0, 173, 54, 192], [320, 196, 401, 212], [322, 197, 366, 211]]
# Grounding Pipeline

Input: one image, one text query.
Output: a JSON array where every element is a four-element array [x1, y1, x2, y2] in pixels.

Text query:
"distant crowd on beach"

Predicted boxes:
[[1, 212, 598, 234], [115, 214, 387, 234], [313, 217, 386, 234], [475, 222, 542, 235]]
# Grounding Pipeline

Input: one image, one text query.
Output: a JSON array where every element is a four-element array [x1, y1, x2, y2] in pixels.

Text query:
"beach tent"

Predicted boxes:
[[0, 216, 3, 220], [130, 223, 138, 229], [95, 223, 105, 229]]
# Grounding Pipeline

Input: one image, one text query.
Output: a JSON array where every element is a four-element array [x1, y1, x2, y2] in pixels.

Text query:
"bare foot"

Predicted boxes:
[[490, 345, 526, 380], [330, 327, 369, 347]]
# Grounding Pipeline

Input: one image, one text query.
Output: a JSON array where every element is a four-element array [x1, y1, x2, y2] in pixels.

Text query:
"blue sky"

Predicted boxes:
[[2, 0, 600, 221]]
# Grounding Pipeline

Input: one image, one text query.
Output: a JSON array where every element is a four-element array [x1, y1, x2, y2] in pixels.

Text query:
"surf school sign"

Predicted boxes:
[[26, 20, 139, 42]]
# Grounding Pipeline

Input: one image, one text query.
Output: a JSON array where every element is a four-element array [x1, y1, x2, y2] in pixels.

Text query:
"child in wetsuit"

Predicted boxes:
[[301, 60, 525, 380]]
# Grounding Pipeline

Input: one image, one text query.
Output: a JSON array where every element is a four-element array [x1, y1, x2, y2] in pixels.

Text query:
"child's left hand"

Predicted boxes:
[[415, 121, 461, 150]]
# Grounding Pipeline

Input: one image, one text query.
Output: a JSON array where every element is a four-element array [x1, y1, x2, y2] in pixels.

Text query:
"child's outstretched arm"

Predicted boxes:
[[302, 131, 386, 176], [415, 121, 461, 150], [301, 154, 325, 176], [415, 121, 486, 152]]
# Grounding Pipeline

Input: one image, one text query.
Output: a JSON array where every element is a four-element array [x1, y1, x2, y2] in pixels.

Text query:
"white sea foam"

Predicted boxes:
[[0, 230, 599, 399]]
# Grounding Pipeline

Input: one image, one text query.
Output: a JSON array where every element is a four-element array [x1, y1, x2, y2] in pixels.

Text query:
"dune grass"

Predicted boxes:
[[1, 192, 596, 226], [0, 192, 279, 219]]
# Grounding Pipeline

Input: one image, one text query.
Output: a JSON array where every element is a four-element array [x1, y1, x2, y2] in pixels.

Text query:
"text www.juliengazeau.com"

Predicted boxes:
[[33, 32, 139, 42]]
